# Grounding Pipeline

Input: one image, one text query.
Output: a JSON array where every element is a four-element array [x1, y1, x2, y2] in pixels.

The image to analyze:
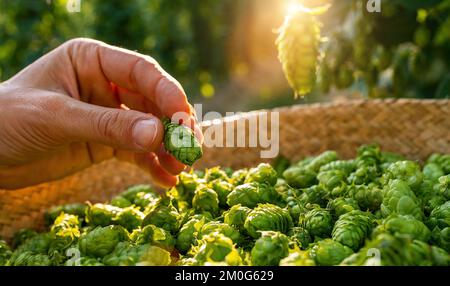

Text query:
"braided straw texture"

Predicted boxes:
[[0, 99, 449, 240]]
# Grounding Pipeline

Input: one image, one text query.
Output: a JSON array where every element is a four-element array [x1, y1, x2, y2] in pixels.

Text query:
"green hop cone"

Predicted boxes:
[[227, 182, 279, 208], [245, 163, 278, 186], [78, 225, 129, 258], [65, 256, 104, 266], [50, 213, 81, 243], [348, 166, 379, 185], [11, 229, 38, 249], [279, 251, 315, 266], [276, 7, 322, 97], [123, 184, 158, 202], [176, 214, 209, 254], [382, 161, 424, 191], [209, 179, 233, 207], [103, 242, 171, 266], [298, 185, 330, 207], [114, 206, 145, 231], [290, 227, 311, 250], [427, 154, 450, 174], [300, 207, 333, 239], [356, 144, 382, 167], [162, 118, 202, 166], [223, 204, 252, 232], [319, 160, 356, 176], [230, 169, 248, 186], [310, 239, 353, 266], [0, 240, 12, 266], [199, 221, 241, 244], [350, 184, 383, 211], [282, 166, 317, 188], [306, 151, 338, 172], [192, 185, 220, 216], [204, 166, 229, 182], [173, 171, 199, 203], [8, 233, 53, 266], [423, 163, 445, 181], [272, 156, 291, 177], [317, 170, 347, 191], [110, 196, 132, 208], [9, 252, 52, 266], [439, 175, 450, 200], [374, 215, 431, 242], [142, 202, 180, 234], [251, 231, 289, 266], [431, 227, 450, 252], [190, 232, 242, 266], [381, 179, 424, 220], [331, 210, 373, 251], [85, 204, 122, 227], [244, 203, 293, 238], [327, 197, 360, 219], [130, 224, 175, 251], [341, 233, 449, 266], [427, 201, 450, 230], [44, 203, 87, 226]]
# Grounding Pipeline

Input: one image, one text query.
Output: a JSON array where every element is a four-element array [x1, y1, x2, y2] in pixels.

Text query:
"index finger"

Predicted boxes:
[[69, 38, 191, 118]]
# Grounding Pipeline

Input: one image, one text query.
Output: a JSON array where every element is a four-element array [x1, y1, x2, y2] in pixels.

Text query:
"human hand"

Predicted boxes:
[[0, 38, 203, 189]]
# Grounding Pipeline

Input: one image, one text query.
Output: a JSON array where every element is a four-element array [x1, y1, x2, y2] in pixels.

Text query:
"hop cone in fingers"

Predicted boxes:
[[163, 118, 202, 166]]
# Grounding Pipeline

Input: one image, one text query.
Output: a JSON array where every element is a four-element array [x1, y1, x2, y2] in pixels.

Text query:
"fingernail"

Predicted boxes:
[[133, 119, 157, 151]]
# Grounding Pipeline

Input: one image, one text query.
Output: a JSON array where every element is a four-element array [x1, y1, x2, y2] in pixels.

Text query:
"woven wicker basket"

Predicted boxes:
[[0, 99, 449, 241]]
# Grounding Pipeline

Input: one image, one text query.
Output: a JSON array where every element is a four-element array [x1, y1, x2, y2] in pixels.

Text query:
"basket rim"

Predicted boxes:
[[199, 98, 450, 126]]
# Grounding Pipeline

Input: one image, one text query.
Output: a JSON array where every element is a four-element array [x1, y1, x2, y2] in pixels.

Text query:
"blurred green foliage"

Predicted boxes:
[[0, 0, 449, 109], [316, 0, 450, 99], [0, 0, 238, 101]]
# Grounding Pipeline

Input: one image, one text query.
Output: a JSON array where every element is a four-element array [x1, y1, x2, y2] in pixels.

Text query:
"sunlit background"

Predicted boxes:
[[0, 0, 449, 114]]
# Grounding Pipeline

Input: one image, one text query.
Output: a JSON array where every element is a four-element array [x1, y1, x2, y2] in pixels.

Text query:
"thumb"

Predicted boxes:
[[61, 100, 163, 152]]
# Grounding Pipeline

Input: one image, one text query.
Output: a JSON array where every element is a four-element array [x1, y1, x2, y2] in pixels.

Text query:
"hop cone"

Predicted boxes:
[[245, 163, 278, 186], [381, 179, 424, 220], [332, 210, 373, 251], [223, 204, 252, 231], [327, 197, 360, 219], [0, 240, 12, 266], [279, 251, 315, 266], [78, 225, 129, 258], [227, 183, 278, 208], [176, 214, 208, 254], [319, 159, 356, 176], [244, 203, 293, 238], [103, 242, 171, 266], [192, 185, 220, 216], [309, 239, 353, 266], [374, 215, 431, 242], [199, 221, 241, 244], [300, 207, 333, 239], [307, 151, 338, 173], [142, 203, 180, 234], [276, 7, 321, 98], [341, 233, 450, 266], [251, 231, 289, 266], [85, 204, 122, 227], [290, 227, 311, 250], [190, 232, 242, 266], [428, 201, 450, 230], [162, 118, 202, 166]]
